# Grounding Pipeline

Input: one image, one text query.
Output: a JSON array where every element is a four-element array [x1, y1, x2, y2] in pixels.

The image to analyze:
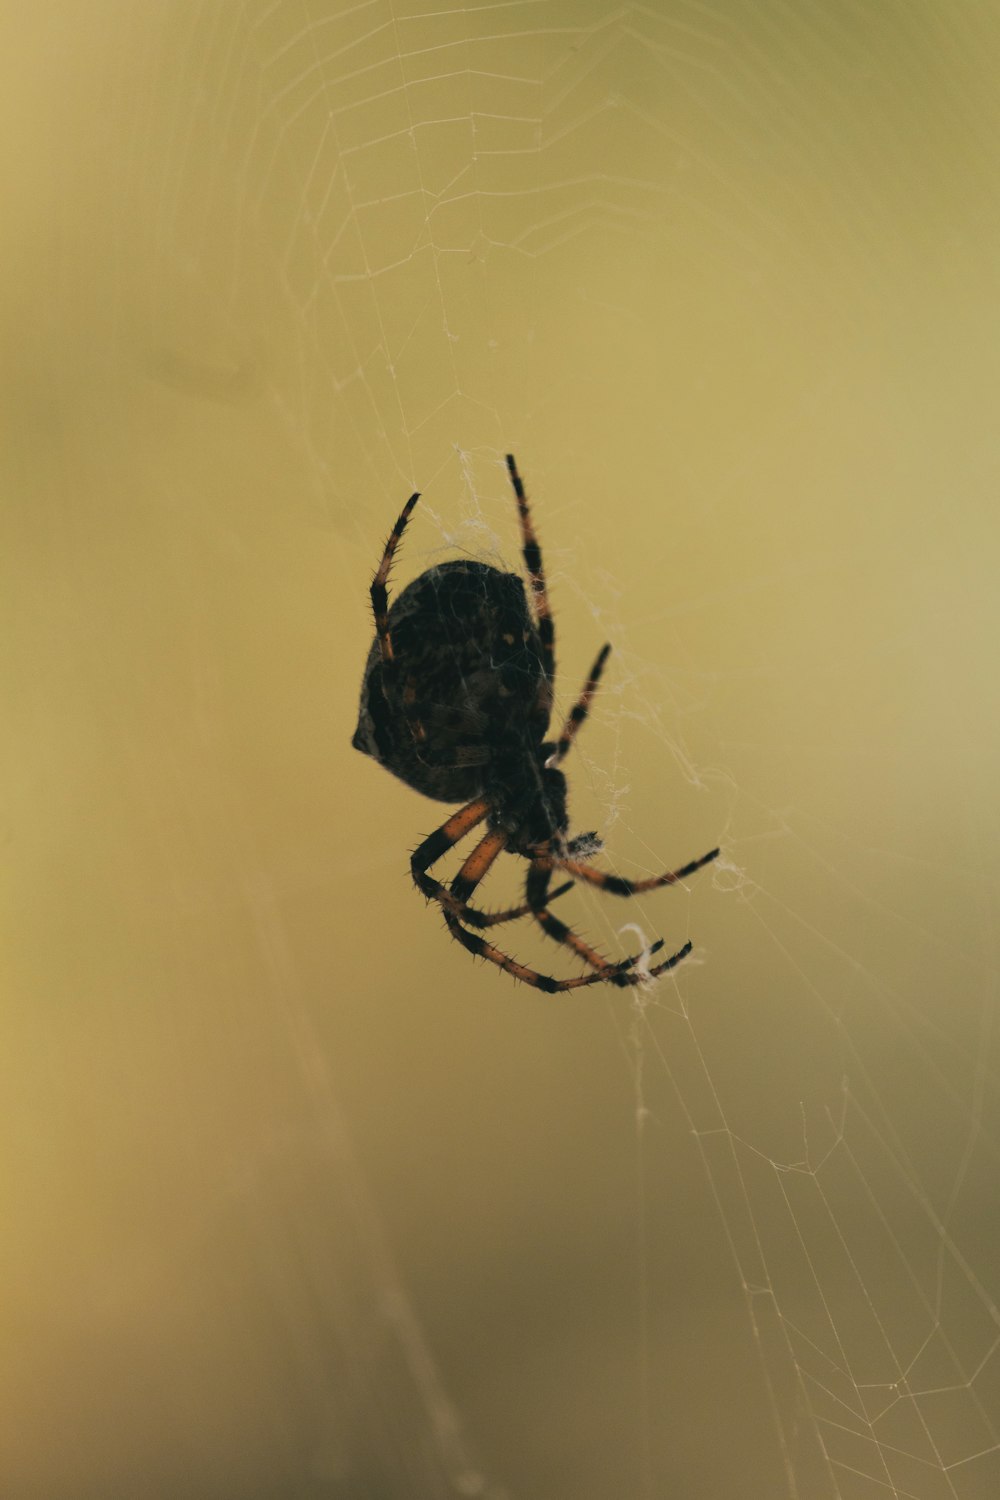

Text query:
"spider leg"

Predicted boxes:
[[524, 856, 633, 976], [442, 903, 692, 993], [554, 845, 720, 895], [411, 797, 490, 903], [451, 826, 507, 899], [411, 796, 572, 928], [549, 642, 611, 765], [472, 881, 575, 929], [370, 489, 421, 665], [439, 841, 692, 992], [506, 454, 555, 683], [451, 835, 575, 927], [368, 488, 445, 749]]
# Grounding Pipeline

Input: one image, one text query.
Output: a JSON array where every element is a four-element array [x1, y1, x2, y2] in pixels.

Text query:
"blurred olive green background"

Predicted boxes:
[[4, 3, 1000, 1497]]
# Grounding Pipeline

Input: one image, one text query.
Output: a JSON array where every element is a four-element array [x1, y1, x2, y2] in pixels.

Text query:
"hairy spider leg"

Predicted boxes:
[[550, 642, 612, 765], [369, 489, 421, 665], [523, 856, 665, 977], [367, 488, 432, 747], [411, 797, 488, 906], [409, 799, 705, 988], [450, 833, 639, 979], [411, 797, 573, 928], [427, 818, 691, 992], [554, 844, 721, 895], [442, 890, 691, 994], [506, 454, 555, 683], [448, 826, 507, 901], [474, 880, 575, 927]]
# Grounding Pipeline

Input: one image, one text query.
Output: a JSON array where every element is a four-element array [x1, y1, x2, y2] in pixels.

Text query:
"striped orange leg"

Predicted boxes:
[[439, 845, 691, 993], [369, 490, 421, 664], [549, 642, 611, 765], [506, 455, 555, 683], [411, 798, 571, 929], [554, 845, 720, 896], [524, 857, 636, 977], [442, 893, 690, 994], [472, 882, 574, 929], [368, 488, 431, 747], [411, 798, 490, 906], [452, 836, 616, 970]]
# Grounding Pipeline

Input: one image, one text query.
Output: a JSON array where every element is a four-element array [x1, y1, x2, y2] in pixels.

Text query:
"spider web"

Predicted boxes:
[[5, 2, 1000, 1496]]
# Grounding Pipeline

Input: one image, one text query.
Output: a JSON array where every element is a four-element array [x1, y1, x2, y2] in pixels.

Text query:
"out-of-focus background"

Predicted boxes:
[[4, 4, 1000, 1497]]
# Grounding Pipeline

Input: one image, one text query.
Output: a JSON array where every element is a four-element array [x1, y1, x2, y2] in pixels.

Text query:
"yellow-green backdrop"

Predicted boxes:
[[4, 4, 1000, 1497]]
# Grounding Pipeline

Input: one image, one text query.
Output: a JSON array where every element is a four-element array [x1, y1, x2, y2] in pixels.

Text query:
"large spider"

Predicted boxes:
[[352, 455, 718, 992]]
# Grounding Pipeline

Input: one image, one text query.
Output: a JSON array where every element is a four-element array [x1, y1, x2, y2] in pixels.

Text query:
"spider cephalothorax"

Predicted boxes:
[[353, 454, 718, 992]]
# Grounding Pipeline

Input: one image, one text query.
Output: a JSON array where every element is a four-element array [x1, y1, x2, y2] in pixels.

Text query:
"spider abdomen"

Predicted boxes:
[[352, 559, 552, 802]]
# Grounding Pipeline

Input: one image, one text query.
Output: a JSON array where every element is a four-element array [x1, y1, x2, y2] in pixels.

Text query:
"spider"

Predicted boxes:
[[352, 455, 719, 992]]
